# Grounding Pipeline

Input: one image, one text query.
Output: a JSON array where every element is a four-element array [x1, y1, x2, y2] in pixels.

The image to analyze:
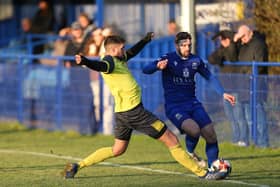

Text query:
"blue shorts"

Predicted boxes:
[[166, 100, 212, 133]]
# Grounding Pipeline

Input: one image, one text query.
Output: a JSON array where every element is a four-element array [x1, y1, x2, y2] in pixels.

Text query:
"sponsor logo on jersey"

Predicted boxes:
[[183, 68, 189, 78], [172, 76, 193, 85]]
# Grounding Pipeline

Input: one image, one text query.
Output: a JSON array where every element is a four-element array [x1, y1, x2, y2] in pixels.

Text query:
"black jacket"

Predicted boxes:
[[208, 42, 238, 73], [236, 31, 268, 102], [237, 31, 268, 75]]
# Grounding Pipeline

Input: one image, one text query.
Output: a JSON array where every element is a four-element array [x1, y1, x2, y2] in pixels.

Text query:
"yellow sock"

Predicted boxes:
[[169, 144, 207, 177], [78, 147, 114, 169]]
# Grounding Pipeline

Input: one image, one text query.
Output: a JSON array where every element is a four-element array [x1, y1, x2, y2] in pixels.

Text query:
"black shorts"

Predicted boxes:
[[114, 103, 167, 141]]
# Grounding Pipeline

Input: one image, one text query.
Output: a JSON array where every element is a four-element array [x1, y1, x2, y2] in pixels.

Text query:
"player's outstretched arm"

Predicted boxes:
[[203, 74, 236, 105], [206, 75, 225, 96], [223, 93, 236, 106], [126, 32, 154, 60], [75, 54, 114, 73], [157, 59, 168, 70], [143, 59, 168, 74]]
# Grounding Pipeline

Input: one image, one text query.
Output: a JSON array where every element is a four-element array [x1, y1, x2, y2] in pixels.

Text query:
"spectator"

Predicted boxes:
[[98, 27, 114, 56], [31, 0, 54, 34], [84, 28, 104, 132], [209, 30, 238, 68], [84, 28, 103, 56], [8, 18, 32, 51], [208, 30, 248, 146], [234, 25, 268, 74], [21, 17, 32, 35], [64, 22, 85, 67], [84, 27, 116, 135], [99, 27, 116, 135], [40, 27, 71, 66], [167, 19, 180, 36], [30, 0, 55, 55], [233, 24, 269, 147], [22, 32, 38, 130], [64, 22, 98, 134], [78, 13, 96, 41]]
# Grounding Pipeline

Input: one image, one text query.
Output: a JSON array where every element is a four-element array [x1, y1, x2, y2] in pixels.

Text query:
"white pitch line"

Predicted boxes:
[[0, 149, 269, 187]]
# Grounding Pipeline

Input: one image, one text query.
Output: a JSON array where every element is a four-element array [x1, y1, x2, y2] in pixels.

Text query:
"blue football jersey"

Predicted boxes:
[[143, 51, 213, 107], [162, 52, 212, 105]]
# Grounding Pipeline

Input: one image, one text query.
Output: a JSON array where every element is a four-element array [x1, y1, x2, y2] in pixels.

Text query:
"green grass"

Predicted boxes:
[[0, 122, 280, 187]]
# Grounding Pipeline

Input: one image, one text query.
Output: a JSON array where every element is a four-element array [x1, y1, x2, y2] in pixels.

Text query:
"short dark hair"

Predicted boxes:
[[175, 32, 192, 44], [104, 35, 126, 47], [168, 19, 176, 24]]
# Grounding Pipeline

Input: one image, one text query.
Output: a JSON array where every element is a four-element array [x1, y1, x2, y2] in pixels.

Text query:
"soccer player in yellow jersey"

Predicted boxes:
[[62, 32, 227, 180]]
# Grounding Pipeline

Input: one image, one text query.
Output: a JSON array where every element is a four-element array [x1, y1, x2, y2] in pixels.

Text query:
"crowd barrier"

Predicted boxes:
[[0, 54, 280, 147]]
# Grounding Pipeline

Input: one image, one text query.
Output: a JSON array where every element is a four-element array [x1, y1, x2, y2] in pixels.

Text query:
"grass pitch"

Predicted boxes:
[[0, 122, 279, 187]]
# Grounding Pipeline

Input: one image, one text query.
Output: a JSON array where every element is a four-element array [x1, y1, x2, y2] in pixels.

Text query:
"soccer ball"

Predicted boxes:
[[210, 159, 232, 176]]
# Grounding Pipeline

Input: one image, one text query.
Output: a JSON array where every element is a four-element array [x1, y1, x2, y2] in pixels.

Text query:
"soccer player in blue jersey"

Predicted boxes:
[[143, 32, 235, 169]]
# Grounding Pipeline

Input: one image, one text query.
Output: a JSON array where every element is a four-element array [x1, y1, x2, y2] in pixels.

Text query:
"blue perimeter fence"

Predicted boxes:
[[0, 54, 280, 147]]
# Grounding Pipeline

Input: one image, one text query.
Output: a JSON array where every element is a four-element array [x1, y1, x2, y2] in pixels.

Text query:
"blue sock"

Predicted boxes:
[[185, 135, 199, 153], [206, 142, 219, 168]]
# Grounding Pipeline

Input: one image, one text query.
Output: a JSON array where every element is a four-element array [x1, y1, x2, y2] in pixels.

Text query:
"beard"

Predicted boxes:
[[177, 49, 190, 59]]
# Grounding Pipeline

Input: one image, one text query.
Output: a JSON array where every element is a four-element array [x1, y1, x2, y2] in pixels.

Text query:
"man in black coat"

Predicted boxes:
[[234, 25, 268, 74], [233, 24, 269, 147], [208, 30, 238, 73], [31, 0, 55, 56]]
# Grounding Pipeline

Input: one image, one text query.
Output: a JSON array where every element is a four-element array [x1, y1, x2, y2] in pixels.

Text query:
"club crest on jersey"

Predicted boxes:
[[192, 62, 198, 70], [175, 113, 183, 120], [174, 61, 178, 66], [182, 68, 189, 78]]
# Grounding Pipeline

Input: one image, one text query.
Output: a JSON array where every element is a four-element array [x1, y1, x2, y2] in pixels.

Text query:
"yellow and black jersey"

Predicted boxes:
[[100, 54, 141, 112], [79, 36, 152, 112]]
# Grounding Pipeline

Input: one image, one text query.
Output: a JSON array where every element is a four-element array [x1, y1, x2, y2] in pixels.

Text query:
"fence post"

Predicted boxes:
[[251, 61, 258, 144], [99, 75, 104, 132], [27, 34, 33, 55], [17, 56, 24, 124], [140, 2, 145, 36], [196, 32, 207, 58], [162, 40, 169, 57], [96, 0, 104, 28], [55, 59, 63, 130]]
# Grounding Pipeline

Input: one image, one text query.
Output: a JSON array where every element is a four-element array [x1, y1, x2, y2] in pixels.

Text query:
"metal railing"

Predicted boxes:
[[224, 61, 280, 145], [0, 48, 280, 146]]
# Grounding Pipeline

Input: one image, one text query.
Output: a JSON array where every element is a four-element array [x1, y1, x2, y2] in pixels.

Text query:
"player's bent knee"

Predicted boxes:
[[181, 119, 200, 137], [112, 139, 129, 156], [201, 124, 217, 143], [112, 147, 126, 156]]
